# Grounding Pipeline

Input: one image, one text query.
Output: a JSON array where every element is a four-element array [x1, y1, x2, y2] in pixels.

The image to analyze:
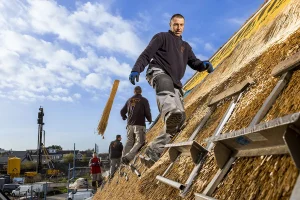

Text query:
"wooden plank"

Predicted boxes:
[[250, 72, 292, 125], [272, 51, 300, 77], [208, 78, 254, 106], [195, 193, 217, 200]]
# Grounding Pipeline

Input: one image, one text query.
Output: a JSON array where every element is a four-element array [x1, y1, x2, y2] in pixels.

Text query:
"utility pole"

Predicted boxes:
[[72, 143, 76, 179], [37, 107, 44, 173], [43, 130, 46, 147]]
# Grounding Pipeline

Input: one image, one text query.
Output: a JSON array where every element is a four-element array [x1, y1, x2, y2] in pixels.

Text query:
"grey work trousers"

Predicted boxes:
[[109, 158, 121, 177], [123, 125, 146, 161], [146, 67, 185, 156]]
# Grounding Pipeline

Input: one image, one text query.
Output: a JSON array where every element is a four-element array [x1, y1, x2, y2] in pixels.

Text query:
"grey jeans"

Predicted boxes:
[[123, 125, 146, 161], [146, 67, 185, 119], [146, 67, 185, 156], [110, 158, 121, 177]]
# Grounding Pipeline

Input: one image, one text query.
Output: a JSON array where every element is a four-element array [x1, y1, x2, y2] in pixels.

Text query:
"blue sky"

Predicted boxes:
[[0, 0, 263, 152]]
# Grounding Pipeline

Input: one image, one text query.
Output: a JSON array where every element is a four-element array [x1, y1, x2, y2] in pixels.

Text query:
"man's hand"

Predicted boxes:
[[148, 121, 152, 125], [122, 116, 127, 120], [129, 71, 139, 85], [203, 61, 214, 73]]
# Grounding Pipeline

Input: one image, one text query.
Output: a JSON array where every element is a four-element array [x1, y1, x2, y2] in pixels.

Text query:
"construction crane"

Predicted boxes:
[[41, 146, 60, 177], [37, 106, 44, 173]]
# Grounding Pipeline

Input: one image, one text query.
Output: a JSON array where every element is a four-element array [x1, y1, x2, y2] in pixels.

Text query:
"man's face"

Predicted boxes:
[[93, 154, 97, 158], [170, 17, 185, 36]]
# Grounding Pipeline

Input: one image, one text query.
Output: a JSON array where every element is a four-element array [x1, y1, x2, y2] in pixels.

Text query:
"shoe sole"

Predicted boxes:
[[165, 112, 183, 133]]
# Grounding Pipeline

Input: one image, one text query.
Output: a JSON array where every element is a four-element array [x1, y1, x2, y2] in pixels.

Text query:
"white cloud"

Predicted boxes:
[[187, 37, 204, 49], [73, 93, 81, 99], [0, 0, 144, 102], [162, 12, 171, 24], [26, 1, 145, 57], [52, 88, 69, 94], [82, 73, 112, 90], [204, 43, 216, 52], [196, 54, 209, 61], [94, 56, 132, 78], [227, 17, 246, 26]]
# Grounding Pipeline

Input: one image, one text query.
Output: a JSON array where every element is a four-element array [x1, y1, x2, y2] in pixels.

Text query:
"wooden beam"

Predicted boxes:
[[208, 78, 254, 107], [272, 51, 300, 77], [195, 193, 217, 200]]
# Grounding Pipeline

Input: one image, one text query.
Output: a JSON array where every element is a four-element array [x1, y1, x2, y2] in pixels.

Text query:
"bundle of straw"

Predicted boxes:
[[97, 80, 120, 137]]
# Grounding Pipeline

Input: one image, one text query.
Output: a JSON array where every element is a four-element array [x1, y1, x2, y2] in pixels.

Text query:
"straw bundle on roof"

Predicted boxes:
[[97, 80, 120, 137]]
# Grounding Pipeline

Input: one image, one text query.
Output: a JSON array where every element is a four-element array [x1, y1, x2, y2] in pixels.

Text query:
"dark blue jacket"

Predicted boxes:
[[109, 140, 123, 159], [132, 30, 206, 88]]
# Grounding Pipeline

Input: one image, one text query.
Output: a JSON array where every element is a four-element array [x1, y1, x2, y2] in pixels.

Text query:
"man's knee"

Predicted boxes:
[[154, 74, 175, 94]]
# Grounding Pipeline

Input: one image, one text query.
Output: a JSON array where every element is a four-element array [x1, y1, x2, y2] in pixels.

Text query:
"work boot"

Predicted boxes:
[[121, 157, 130, 165], [145, 147, 160, 162], [165, 108, 184, 134]]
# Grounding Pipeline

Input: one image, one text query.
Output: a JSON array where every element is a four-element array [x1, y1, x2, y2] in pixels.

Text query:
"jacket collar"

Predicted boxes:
[[168, 30, 182, 39]]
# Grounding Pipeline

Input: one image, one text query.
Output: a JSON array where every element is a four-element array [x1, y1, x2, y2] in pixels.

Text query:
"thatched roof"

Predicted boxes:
[[94, 1, 300, 199]]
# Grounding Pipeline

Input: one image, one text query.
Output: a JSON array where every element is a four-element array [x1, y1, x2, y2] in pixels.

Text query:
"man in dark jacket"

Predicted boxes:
[[120, 86, 152, 165], [128, 14, 214, 164], [109, 135, 123, 178]]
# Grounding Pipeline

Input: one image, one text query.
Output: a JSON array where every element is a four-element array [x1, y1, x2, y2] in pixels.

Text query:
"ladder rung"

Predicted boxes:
[[165, 141, 207, 164], [156, 175, 185, 190], [206, 113, 300, 169], [195, 193, 217, 200], [129, 164, 141, 177]]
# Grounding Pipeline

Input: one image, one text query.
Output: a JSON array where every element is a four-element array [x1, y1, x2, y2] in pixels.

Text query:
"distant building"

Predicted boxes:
[[0, 148, 7, 154]]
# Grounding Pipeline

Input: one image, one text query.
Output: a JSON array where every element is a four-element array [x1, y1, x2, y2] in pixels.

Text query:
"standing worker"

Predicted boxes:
[[108, 134, 123, 178], [120, 86, 152, 165], [128, 14, 214, 164], [89, 153, 103, 190]]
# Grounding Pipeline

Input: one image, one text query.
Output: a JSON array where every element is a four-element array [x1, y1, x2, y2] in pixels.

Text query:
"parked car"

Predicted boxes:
[[2, 184, 20, 196], [11, 185, 32, 197]]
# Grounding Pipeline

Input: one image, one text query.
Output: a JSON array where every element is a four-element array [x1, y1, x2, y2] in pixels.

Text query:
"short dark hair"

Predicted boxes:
[[134, 86, 142, 94], [170, 14, 185, 22], [116, 135, 121, 139]]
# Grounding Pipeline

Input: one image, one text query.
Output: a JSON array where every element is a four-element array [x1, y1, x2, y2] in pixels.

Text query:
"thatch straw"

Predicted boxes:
[[97, 80, 120, 137]]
